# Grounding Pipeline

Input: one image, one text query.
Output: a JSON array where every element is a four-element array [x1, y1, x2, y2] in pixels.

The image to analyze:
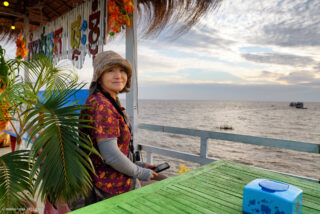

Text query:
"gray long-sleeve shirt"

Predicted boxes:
[[97, 138, 153, 181]]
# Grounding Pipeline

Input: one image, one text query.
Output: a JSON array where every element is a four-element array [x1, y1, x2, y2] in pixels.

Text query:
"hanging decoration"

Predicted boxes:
[[108, 0, 135, 36], [27, 0, 105, 69], [15, 34, 27, 60], [26, 0, 135, 67], [0, 45, 10, 148]]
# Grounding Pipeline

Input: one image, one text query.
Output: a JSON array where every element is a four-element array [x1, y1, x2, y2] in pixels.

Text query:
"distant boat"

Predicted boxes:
[[289, 102, 296, 107], [219, 125, 233, 130], [295, 102, 304, 109], [289, 102, 306, 109]]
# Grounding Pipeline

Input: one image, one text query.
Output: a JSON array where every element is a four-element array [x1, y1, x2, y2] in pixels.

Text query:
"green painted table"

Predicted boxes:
[[71, 160, 320, 213]]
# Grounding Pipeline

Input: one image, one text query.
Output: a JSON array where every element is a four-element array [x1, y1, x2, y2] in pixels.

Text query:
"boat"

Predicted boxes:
[[289, 102, 307, 109], [289, 102, 296, 107], [296, 102, 304, 109]]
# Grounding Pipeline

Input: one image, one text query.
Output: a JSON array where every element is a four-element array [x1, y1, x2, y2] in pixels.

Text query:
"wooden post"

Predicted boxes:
[[23, 15, 30, 83], [200, 136, 208, 166], [146, 151, 153, 164], [126, 0, 138, 150]]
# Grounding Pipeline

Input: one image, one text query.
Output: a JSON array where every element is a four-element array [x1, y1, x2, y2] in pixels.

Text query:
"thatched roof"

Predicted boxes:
[[0, 0, 222, 41]]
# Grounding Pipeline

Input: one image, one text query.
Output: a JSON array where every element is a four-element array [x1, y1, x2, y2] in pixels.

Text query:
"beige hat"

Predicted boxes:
[[89, 51, 132, 94]]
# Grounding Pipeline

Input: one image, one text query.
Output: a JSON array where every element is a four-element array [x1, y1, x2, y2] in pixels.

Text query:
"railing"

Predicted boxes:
[[137, 123, 320, 183]]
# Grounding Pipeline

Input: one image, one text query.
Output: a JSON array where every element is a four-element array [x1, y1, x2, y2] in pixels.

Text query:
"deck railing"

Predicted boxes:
[[138, 123, 320, 182]]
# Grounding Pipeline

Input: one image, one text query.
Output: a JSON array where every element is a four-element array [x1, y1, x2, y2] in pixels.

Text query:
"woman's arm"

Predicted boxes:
[[97, 138, 157, 181]]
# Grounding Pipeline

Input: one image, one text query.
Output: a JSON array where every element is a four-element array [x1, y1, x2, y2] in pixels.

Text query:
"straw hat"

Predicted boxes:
[[89, 51, 132, 94]]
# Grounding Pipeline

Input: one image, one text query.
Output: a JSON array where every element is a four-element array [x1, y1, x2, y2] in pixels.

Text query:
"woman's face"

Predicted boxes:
[[99, 66, 128, 97]]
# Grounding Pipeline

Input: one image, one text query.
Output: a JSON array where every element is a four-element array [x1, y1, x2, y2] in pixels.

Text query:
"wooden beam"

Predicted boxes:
[[42, 9, 51, 21], [25, 0, 45, 10], [56, 0, 72, 10], [28, 11, 50, 22], [44, 3, 61, 17], [29, 21, 41, 26], [0, 8, 25, 18], [2, 19, 40, 26]]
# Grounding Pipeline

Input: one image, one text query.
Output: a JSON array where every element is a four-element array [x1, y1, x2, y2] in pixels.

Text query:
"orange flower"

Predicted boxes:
[[99, 172, 106, 178], [98, 126, 103, 133], [97, 115, 103, 121], [108, 0, 135, 36], [107, 117, 112, 123], [98, 104, 104, 111], [15, 34, 27, 60], [110, 172, 116, 179], [126, 179, 130, 185], [107, 183, 112, 188]]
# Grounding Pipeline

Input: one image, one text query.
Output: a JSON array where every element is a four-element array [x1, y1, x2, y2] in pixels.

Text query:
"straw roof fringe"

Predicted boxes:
[[137, 0, 222, 38], [0, 0, 222, 42]]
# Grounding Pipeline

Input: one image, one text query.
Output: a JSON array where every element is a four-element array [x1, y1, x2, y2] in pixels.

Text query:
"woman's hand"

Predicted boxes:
[[145, 164, 158, 179], [150, 171, 158, 179], [145, 163, 156, 169]]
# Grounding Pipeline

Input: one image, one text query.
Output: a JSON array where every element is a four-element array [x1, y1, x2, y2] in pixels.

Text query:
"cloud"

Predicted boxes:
[[140, 69, 246, 85], [138, 51, 182, 74], [254, 0, 320, 47], [142, 26, 236, 56], [242, 53, 315, 67], [214, 0, 320, 48], [171, 28, 236, 50], [278, 71, 320, 86], [313, 63, 320, 73], [260, 23, 320, 47], [258, 71, 283, 80]]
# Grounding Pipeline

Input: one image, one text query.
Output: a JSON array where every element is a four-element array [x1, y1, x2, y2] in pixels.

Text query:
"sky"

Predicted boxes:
[[1, 0, 320, 102]]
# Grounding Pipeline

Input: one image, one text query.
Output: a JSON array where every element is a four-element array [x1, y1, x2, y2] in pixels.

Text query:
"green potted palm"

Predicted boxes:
[[0, 46, 97, 213]]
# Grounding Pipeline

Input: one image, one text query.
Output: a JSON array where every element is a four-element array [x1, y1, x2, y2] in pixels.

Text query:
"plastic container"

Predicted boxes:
[[243, 179, 303, 214]]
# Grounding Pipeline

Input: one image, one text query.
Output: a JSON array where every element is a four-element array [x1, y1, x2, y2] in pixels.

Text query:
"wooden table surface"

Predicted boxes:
[[71, 160, 320, 214]]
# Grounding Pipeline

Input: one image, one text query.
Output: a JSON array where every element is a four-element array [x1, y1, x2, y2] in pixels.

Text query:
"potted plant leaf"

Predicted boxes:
[[0, 46, 97, 213]]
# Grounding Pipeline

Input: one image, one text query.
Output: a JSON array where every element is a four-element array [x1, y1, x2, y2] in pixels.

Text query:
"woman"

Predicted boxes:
[[71, 51, 160, 209]]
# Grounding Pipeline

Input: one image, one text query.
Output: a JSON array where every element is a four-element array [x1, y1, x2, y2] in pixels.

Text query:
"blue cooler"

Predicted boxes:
[[242, 179, 303, 214]]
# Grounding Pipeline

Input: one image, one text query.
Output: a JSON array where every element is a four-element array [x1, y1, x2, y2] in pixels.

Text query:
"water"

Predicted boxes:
[[133, 100, 320, 179]]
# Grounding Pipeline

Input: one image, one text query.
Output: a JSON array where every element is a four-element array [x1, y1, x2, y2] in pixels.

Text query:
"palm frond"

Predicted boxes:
[[0, 150, 34, 212], [22, 54, 81, 95], [0, 51, 98, 207], [25, 86, 98, 205]]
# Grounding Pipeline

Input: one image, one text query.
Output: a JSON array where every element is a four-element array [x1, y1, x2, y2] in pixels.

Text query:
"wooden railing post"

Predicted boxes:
[[200, 136, 208, 166], [146, 151, 153, 164]]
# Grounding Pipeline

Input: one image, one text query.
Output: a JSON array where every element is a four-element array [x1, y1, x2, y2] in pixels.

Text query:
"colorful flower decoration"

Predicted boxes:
[[81, 34, 87, 45], [15, 34, 27, 60], [81, 20, 88, 31], [178, 164, 190, 174], [108, 0, 135, 36]]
